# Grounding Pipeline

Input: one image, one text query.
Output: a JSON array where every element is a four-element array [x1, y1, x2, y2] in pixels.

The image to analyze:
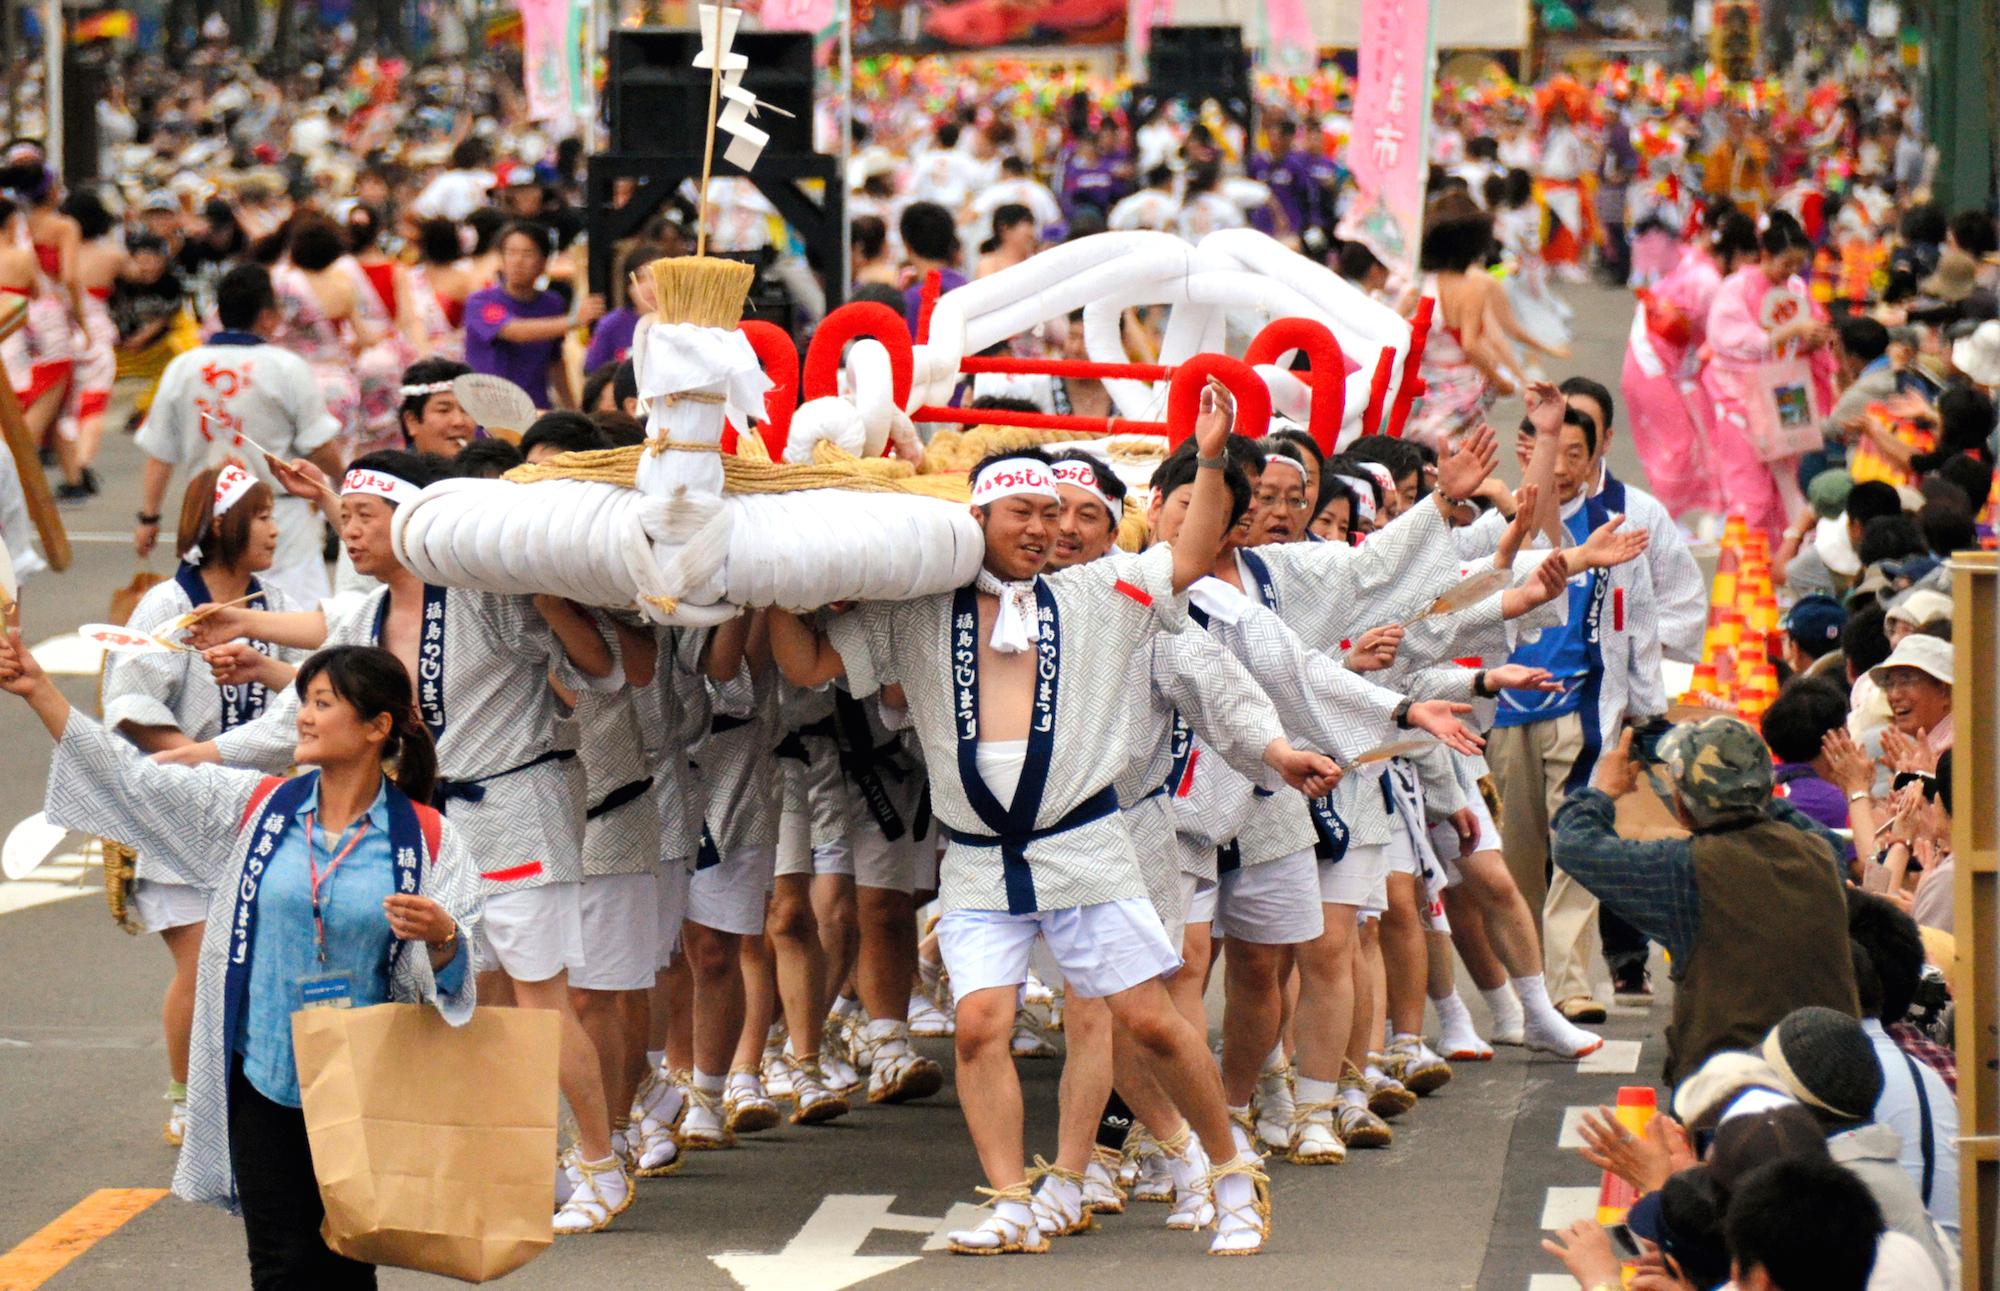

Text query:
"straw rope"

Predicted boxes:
[[505, 440, 973, 503]]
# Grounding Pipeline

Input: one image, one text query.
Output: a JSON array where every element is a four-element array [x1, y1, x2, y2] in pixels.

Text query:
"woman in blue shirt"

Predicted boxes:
[[1, 639, 481, 1290]]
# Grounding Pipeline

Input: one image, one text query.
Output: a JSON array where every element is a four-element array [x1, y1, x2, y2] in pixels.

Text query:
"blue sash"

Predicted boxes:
[[176, 562, 270, 731], [221, 773, 426, 1074], [1160, 711, 1194, 798], [1237, 548, 1278, 614], [1561, 485, 1618, 795], [951, 580, 1072, 915], [374, 584, 448, 739]]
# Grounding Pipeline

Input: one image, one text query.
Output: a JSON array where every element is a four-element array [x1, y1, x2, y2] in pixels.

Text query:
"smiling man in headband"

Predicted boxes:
[[771, 384, 1296, 1256], [160, 449, 642, 1236]]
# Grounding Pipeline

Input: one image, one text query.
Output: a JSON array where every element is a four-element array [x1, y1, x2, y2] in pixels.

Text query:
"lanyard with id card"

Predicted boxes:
[[297, 811, 372, 1011]]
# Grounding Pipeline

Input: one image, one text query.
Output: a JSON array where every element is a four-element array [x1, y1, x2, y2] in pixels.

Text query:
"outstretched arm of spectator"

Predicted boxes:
[[1550, 784, 1699, 966]]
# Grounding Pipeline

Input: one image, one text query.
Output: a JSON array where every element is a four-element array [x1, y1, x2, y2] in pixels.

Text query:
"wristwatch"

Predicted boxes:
[[1196, 451, 1227, 471], [1392, 698, 1414, 728], [1848, 790, 1870, 803], [136, 511, 161, 526], [1473, 670, 1494, 698]]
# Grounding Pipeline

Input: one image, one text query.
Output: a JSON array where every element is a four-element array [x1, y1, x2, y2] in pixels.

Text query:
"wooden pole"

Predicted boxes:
[[0, 304, 69, 571], [1951, 552, 1997, 1291], [695, 1, 725, 257]]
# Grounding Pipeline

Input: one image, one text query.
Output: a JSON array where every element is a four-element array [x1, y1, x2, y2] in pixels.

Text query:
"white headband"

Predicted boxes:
[[1050, 459, 1122, 523], [399, 380, 456, 399], [341, 467, 422, 506], [970, 458, 1060, 508], [213, 460, 257, 519], [1262, 453, 1307, 484], [1357, 460, 1397, 495], [1334, 474, 1377, 525], [186, 461, 259, 565]]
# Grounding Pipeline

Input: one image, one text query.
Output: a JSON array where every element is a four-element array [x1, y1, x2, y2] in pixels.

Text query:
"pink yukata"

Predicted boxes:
[[1621, 246, 1725, 517], [1699, 264, 1837, 542]]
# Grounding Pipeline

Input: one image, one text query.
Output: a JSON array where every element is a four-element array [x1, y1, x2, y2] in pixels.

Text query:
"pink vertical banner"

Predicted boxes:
[[1264, 0, 1315, 75], [759, 0, 838, 36], [1126, 0, 1173, 76], [1338, 0, 1435, 284], [519, 0, 575, 132]]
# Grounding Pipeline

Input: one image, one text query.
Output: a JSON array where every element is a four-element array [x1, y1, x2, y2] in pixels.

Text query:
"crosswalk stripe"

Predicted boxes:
[[1528, 1276, 1581, 1291], [1538, 1186, 1600, 1230], [1556, 1106, 1595, 1149], [0, 1188, 169, 1289], [1576, 1039, 1643, 1074]]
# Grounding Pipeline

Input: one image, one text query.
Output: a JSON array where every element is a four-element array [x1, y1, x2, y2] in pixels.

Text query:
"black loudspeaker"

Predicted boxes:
[[61, 49, 105, 188], [606, 28, 814, 158], [1146, 24, 1247, 89]]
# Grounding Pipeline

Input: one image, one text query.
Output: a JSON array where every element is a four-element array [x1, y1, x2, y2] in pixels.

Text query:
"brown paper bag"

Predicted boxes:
[[109, 571, 167, 626], [293, 1002, 560, 1283]]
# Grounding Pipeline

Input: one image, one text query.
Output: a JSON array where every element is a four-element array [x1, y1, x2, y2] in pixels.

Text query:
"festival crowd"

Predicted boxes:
[[0, 20, 1987, 1291]]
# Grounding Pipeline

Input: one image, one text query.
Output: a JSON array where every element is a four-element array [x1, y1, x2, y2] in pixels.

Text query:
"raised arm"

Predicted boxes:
[[534, 595, 614, 679], [1171, 380, 1238, 593], [768, 608, 849, 688]]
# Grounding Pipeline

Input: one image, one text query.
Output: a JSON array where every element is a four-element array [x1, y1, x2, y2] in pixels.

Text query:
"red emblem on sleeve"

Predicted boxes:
[[481, 302, 508, 325], [1613, 588, 1625, 632], [1114, 579, 1152, 606]]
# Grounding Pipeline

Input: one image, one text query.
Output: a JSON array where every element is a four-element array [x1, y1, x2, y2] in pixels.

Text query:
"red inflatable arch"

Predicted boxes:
[[1164, 353, 1271, 451], [737, 320, 800, 458], [1242, 318, 1347, 455], [800, 301, 915, 407]]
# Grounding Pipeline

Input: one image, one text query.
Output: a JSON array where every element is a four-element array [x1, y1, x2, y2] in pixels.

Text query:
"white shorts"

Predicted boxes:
[[777, 809, 855, 879], [1428, 792, 1500, 888], [688, 844, 776, 937], [913, 835, 941, 894], [1187, 880, 1217, 926], [132, 879, 208, 933], [656, 864, 689, 966], [477, 882, 586, 983], [573, 872, 661, 991], [851, 820, 915, 892], [1322, 841, 1394, 916], [939, 898, 1182, 1002], [1214, 850, 1326, 944]]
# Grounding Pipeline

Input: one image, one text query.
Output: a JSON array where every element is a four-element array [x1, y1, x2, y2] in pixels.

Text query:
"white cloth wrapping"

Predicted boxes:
[[634, 321, 773, 501]]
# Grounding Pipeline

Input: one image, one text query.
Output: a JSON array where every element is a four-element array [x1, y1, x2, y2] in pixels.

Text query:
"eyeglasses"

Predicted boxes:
[[1878, 669, 1946, 691], [1255, 494, 1312, 513]]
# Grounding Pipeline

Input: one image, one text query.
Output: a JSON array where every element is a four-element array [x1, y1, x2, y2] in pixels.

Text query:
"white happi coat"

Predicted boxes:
[[213, 584, 586, 895], [44, 714, 480, 1213], [828, 543, 1186, 915]]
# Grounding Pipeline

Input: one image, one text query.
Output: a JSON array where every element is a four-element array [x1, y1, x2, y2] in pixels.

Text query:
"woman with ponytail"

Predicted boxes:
[[102, 461, 313, 1147], [0, 635, 478, 1289]]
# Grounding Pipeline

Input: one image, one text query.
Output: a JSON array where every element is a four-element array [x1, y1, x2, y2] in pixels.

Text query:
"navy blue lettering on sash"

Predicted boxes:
[[951, 580, 1065, 915], [1160, 711, 1194, 799], [221, 774, 426, 1085], [177, 562, 270, 731], [1309, 792, 1350, 861], [1237, 548, 1279, 614], [374, 584, 448, 740], [696, 822, 722, 870]]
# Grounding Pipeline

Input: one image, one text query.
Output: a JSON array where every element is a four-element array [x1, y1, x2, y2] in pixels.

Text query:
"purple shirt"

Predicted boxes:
[[904, 268, 968, 338], [583, 306, 640, 374], [1251, 150, 1318, 236], [1774, 763, 1849, 831], [464, 284, 567, 406], [1060, 154, 1126, 219]]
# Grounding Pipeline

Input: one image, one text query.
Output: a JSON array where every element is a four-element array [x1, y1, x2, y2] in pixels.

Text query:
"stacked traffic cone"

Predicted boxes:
[[1680, 514, 1784, 720]]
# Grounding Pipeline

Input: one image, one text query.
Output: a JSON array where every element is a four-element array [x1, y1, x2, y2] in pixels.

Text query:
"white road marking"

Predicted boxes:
[[1530, 1276, 1582, 1291], [0, 882, 93, 915], [920, 1203, 989, 1252], [1557, 1106, 1596, 1149], [712, 1194, 942, 1291], [30, 633, 106, 675], [1577, 1040, 1643, 1075], [1539, 1186, 1600, 1230]]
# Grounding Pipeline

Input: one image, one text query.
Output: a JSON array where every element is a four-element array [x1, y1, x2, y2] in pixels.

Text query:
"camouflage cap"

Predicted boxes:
[[1655, 715, 1774, 827]]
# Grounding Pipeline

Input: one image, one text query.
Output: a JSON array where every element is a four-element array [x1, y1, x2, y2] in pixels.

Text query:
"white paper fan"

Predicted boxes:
[[1350, 738, 1439, 766], [451, 374, 539, 436], [75, 622, 182, 654], [3, 811, 69, 880]]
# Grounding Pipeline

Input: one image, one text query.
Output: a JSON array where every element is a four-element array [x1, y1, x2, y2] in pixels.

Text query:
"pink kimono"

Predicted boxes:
[[1621, 246, 1724, 517], [1699, 264, 1837, 542]]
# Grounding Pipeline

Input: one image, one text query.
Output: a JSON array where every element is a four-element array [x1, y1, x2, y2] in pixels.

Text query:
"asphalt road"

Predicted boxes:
[[0, 281, 1662, 1291]]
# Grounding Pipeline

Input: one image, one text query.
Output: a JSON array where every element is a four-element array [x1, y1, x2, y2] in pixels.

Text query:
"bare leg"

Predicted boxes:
[[650, 953, 695, 1071], [617, 989, 651, 1110], [1055, 993, 1114, 1173], [1290, 909, 1355, 1084], [955, 985, 1029, 1188], [1109, 1022, 1188, 1140], [681, 922, 746, 1078], [160, 923, 203, 1085], [1442, 886, 1510, 992], [855, 885, 916, 1023], [1380, 873, 1431, 1038], [1218, 939, 1288, 1106], [1348, 918, 1384, 1071], [1453, 850, 1547, 980], [1166, 922, 1212, 1036], [1102, 979, 1235, 1166], [572, 988, 628, 1121], [512, 971, 614, 1160], [735, 933, 778, 1070], [767, 875, 827, 1055], [811, 872, 859, 1015]]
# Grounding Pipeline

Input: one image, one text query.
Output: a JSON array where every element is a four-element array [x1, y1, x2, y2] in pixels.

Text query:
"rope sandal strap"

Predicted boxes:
[[1025, 1156, 1086, 1187], [973, 1181, 1037, 1208], [1207, 1152, 1272, 1227], [1290, 1100, 1339, 1123], [1153, 1123, 1193, 1158], [1090, 1142, 1125, 1169]]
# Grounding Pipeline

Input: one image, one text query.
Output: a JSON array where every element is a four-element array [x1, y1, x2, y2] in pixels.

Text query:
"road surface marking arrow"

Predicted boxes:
[[711, 1194, 946, 1291]]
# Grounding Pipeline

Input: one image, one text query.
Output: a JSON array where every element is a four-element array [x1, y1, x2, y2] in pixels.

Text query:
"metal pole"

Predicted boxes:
[[41, 0, 58, 175], [838, 0, 851, 294]]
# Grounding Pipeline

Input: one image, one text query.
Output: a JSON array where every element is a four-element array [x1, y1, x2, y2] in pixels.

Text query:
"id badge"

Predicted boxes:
[[298, 971, 355, 1010]]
